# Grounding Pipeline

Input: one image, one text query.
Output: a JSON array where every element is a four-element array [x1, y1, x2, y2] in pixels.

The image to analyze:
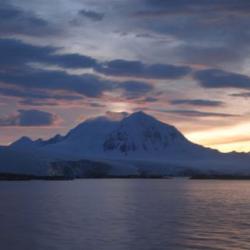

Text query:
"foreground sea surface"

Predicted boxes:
[[1, 179, 250, 250]]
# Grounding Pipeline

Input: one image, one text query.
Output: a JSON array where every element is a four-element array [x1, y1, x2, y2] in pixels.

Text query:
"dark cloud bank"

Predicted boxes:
[[0, 38, 192, 103], [170, 99, 224, 107], [0, 109, 58, 127], [0, 2, 58, 36]]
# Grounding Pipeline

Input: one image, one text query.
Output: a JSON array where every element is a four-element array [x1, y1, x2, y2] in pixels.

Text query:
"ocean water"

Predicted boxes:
[[0, 179, 250, 250]]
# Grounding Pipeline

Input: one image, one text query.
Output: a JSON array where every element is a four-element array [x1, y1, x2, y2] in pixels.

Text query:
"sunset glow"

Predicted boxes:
[[185, 122, 250, 152], [0, 0, 250, 153]]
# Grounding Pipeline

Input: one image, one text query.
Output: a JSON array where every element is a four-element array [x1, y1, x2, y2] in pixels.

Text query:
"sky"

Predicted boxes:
[[1, 0, 250, 152]]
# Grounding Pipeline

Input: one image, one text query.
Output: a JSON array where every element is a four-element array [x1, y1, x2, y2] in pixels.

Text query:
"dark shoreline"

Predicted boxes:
[[0, 173, 171, 181], [2, 173, 250, 181], [190, 174, 250, 180], [0, 173, 73, 181]]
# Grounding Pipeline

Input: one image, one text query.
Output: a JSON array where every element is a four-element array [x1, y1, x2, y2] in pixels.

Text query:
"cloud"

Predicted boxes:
[[0, 38, 192, 78], [176, 45, 246, 66], [0, 109, 58, 126], [153, 109, 237, 118], [89, 102, 106, 108], [49, 53, 97, 69], [0, 56, 154, 101], [19, 99, 59, 107], [118, 81, 153, 99], [230, 92, 250, 98], [0, 86, 83, 101], [143, 97, 158, 102], [139, 0, 250, 16], [126, 0, 250, 66], [78, 9, 104, 21], [0, 38, 97, 70], [0, 38, 161, 101], [194, 69, 250, 89], [0, 2, 57, 36], [0, 38, 53, 68], [96, 59, 191, 79], [170, 99, 224, 107], [0, 68, 114, 98]]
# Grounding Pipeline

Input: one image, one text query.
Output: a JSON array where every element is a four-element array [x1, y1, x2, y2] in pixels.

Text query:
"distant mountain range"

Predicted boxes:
[[1, 111, 250, 177]]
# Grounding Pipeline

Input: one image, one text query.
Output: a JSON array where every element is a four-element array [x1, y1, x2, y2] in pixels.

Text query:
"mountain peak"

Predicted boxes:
[[130, 110, 147, 116], [123, 111, 157, 124], [13, 136, 33, 144], [10, 136, 34, 149], [128, 111, 151, 118], [103, 110, 189, 155]]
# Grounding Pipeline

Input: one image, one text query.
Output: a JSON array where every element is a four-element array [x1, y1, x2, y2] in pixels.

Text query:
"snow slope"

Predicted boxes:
[[1, 111, 250, 175]]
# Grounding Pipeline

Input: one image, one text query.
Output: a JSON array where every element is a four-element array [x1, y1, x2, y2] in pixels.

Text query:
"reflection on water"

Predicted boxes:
[[0, 179, 250, 250]]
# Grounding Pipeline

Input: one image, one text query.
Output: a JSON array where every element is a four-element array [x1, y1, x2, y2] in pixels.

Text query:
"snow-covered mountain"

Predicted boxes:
[[1, 111, 250, 176], [42, 111, 213, 157]]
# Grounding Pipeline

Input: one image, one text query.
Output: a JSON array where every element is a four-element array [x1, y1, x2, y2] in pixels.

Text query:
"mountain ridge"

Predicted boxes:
[[1, 111, 249, 176]]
